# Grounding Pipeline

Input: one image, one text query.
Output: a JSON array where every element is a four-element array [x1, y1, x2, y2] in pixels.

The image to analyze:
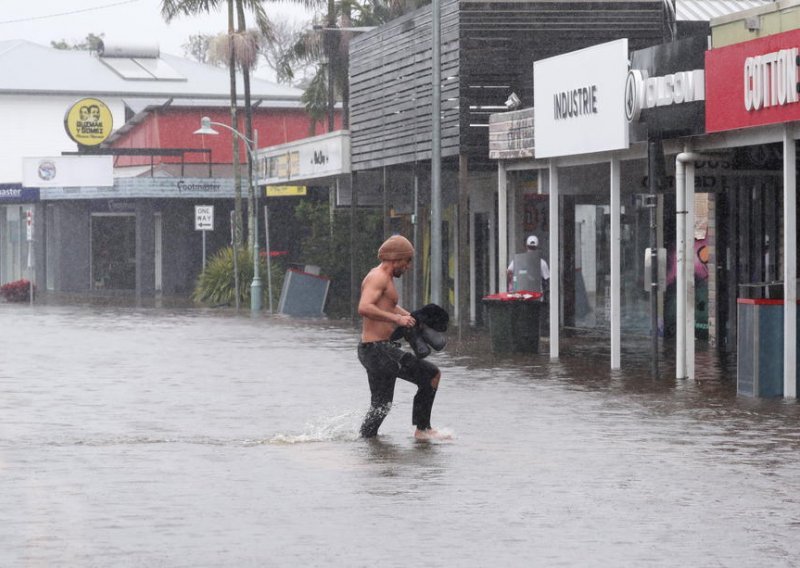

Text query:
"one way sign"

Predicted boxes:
[[195, 205, 214, 231]]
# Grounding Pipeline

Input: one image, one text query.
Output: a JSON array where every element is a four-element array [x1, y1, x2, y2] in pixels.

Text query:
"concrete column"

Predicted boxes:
[[783, 126, 797, 398], [498, 162, 508, 292], [549, 161, 559, 359], [610, 156, 621, 369]]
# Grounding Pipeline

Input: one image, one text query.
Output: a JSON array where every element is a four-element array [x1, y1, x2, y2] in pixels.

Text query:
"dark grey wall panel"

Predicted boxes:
[[349, 0, 669, 171]]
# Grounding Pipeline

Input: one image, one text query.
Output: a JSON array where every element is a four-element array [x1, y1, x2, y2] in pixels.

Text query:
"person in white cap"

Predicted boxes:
[[507, 235, 550, 293], [357, 235, 447, 440]]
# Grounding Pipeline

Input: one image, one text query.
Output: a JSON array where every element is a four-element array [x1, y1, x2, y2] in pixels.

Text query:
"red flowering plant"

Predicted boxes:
[[0, 279, 35, 303]]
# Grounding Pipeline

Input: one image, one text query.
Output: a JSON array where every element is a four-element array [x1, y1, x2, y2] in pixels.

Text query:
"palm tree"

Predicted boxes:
[[273, 0, 429, 132], [236, 2, 264, 252], [162, 1, 242, 259], [161, 0, 273, 255]]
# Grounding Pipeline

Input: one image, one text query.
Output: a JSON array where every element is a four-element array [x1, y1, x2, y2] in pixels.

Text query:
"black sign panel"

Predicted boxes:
[[628, 35, 707, 140]]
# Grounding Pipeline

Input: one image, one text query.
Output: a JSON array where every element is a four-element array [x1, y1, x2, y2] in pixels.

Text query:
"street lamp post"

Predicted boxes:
[[194, 116, 263, 314]]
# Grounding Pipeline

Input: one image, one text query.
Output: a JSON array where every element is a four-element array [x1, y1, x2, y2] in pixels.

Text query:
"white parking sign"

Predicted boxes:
[[195, 205, 214, 231]]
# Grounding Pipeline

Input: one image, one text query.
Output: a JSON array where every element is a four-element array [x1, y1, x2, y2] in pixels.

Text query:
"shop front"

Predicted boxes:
[[699, 20, 800, 397], [23, 154, 241, 299], [0, 184, 39, 287], [495, 39, 646, 366], [491, 34, 712, 373]]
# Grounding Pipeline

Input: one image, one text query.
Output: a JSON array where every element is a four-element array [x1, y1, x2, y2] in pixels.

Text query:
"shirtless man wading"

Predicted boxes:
[[357, 235, 444, 440]]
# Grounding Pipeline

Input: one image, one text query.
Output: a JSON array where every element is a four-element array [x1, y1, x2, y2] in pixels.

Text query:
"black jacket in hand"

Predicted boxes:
[[390, 304, 449, 359]]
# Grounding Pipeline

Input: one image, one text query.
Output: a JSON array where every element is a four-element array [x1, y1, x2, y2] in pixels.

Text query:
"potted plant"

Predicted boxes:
[[0, 279, 35, 303]]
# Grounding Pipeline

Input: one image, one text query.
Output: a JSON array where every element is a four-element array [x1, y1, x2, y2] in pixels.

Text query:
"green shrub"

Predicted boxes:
[[293, 201, 383, 318], [192, 247, 284, 308]]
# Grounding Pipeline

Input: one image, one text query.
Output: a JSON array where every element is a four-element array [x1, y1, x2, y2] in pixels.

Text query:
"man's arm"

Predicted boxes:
[[358, 272, 414, 326]]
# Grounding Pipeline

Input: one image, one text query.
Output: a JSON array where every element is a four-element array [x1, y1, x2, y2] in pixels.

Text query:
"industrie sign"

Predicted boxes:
[[706, 29, 800, 133], [534, 39, 629, 158]]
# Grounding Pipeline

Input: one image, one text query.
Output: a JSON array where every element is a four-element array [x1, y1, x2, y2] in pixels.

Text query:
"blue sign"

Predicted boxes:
[[0, 184, 39, 203]]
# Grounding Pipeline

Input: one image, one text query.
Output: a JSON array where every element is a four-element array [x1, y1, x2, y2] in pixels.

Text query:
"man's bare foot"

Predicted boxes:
[[414, 428, 451, 441]]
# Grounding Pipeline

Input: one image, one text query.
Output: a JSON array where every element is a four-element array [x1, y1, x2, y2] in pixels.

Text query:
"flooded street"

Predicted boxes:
[[2, 301, 800, 567]]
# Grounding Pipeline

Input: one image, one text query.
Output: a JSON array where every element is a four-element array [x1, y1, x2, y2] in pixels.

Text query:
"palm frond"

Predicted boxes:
[[161, 0, 224, 23]]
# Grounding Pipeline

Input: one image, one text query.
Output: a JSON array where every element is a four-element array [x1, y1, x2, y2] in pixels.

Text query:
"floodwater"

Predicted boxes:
[[2, 300, 800, 567]]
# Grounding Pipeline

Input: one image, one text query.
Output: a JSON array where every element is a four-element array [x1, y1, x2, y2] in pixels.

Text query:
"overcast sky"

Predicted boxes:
[[0, 0, 313, 78]]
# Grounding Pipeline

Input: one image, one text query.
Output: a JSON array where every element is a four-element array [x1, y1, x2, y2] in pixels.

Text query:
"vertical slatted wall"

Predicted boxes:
[[349, 0, 669, 171], [349, 0, 461, 171], [460, 0, 668, 163]]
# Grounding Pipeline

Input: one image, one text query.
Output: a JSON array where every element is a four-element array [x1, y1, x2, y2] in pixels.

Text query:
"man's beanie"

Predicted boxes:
[[378, 235, 414, 260]]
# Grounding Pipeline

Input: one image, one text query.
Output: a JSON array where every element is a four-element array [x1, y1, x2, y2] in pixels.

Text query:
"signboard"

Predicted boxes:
[[534, 39, 629, 158], [64, 97, 114, 146], [488, 108, 535, 160], [22, 155, 113, 188], [627, 35, 707, 141], [266, 152, 301, 180], [26, 210, 33, 241], [257, 131, 350, 184], [0, 184, 39, 203], [706, 29, 800, 133], [266, 186, 307, 197], [37, 177, 240, 200], [195, 205, 214, 231], [278, 269, 331, 317]]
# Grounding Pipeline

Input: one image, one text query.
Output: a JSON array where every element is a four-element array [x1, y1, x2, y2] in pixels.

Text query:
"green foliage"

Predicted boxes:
[[51, 33, 104, 51], [192, 246, 284, 308], [182, 34, 216, 64], [301, 71, 329, 135], [293, 200, 383, 318], [343, 0, 431, 26]]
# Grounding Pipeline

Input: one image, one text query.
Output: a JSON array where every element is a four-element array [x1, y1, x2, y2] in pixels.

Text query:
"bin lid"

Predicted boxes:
[[482, 291, 543, 302]]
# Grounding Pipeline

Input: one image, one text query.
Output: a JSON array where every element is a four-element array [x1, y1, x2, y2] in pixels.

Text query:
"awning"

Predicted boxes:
[[676, 0, 770, 21]]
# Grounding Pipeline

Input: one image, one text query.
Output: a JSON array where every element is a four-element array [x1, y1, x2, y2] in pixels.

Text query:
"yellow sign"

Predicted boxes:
[[64, 98, 114, 146], [266, 186, 307, 197]]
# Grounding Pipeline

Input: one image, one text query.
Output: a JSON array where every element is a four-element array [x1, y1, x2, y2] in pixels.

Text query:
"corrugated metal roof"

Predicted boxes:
[[676, 0, 771, 21], [0, 40, 302, 103]]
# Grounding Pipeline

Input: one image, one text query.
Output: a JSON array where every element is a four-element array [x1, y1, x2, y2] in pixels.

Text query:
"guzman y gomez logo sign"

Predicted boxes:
[[64, 97, 114, 146], [706, 30, 800, 133]]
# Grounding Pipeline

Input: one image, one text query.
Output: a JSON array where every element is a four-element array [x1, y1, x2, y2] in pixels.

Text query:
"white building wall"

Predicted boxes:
[[0, 94, 126, 183]]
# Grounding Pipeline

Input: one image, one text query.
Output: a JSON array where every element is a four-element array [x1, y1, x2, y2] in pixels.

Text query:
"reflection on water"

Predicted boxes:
[[2, 301, 800, 567]]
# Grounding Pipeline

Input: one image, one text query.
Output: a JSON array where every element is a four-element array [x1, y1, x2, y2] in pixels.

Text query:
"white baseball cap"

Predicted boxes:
[[526, 235, 538, 247]]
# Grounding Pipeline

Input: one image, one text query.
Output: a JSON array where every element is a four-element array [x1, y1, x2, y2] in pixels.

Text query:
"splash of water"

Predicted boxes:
[[414, 427, 455, 442], [266, 410, 363, 444]]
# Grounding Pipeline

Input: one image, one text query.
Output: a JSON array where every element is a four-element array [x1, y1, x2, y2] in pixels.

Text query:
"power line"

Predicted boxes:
[[0, 0, 139, 25]]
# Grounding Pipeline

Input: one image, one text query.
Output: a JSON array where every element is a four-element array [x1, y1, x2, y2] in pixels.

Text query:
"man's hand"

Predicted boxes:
[[396, 314, 416, 328]]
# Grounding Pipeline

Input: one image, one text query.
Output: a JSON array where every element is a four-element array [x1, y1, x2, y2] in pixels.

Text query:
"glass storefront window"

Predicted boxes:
[[2, 206, 25, 285], [90, 214, 136, 290]]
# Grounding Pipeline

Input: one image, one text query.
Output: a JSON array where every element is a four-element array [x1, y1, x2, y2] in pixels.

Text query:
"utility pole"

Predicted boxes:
[[430, 0, 442, 305], [326, 0, 337, 132], [647, 139, 663, 378]]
